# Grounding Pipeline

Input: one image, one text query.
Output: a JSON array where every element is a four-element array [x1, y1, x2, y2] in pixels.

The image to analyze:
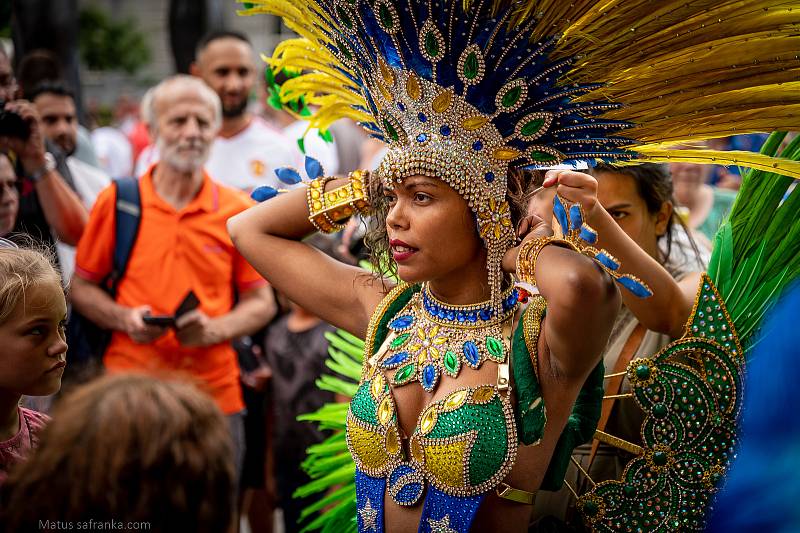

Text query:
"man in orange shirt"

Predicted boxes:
[[70, 75, 275, 479]]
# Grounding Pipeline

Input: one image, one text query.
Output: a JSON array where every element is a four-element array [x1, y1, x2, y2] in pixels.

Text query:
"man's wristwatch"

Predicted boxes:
[[26, 152, 56, 183]]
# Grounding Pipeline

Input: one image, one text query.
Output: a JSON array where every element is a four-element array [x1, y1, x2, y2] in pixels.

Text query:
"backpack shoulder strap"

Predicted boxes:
[[110, 177, 142, 295]]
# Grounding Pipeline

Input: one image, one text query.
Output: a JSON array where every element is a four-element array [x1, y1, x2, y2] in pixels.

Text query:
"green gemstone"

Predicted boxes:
[[390, 333, 411, 349], [425, 31, 440, 58], [337, 41, 353, 60], [394, 364, 415, 384], [443, 350, 460, 375], [583, 500, 599, 516], [486, 337, 504, 360], [530, 150, 556, 162], [338, 6, 353, 29], [521, 118, 546, 137], [623, 484, 635, 497], [463, 51, 479, 80], [653, 451, 668, 466], [653, 403, 667, 418], [383, 118, 399, 142], [501, 86, 522, 108], [635, 364, 651, 380], [378, 4, 394, 29]]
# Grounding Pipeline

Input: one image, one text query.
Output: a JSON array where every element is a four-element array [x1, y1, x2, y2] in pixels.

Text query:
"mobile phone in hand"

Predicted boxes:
[[142, 315, 175, 327]]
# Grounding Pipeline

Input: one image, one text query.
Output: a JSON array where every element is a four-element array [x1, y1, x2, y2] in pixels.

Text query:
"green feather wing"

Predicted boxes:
[[293, 330, 363, 533], [708, 131, 800, 348]]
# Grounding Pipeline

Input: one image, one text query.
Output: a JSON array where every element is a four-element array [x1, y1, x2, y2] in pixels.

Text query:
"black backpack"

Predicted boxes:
[[66, 177, 141, 368]]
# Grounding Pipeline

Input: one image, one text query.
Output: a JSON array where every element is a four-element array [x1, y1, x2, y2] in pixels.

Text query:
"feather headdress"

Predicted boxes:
[[243, 0, 800, 307]]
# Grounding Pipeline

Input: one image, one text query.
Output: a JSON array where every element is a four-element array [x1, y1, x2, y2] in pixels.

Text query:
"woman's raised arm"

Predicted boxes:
[[228, 179, 388, 339], [545, 171, 696, 339]]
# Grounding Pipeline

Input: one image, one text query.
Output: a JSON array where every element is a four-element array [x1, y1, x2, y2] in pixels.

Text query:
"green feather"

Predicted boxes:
[[325, 331, 366, 360], [297, 484, 355, 521], [315, 375, 358, 397], [292, 328, 363, 532], [294, 463, 356, 498], [709, 131, 800, 350]]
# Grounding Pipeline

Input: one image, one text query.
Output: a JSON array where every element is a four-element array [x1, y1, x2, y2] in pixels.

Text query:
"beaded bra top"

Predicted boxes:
[[346, 283, 526, 512]]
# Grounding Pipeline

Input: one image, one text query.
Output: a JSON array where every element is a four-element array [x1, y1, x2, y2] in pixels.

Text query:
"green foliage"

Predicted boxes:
[[79, 5, 151, 74]]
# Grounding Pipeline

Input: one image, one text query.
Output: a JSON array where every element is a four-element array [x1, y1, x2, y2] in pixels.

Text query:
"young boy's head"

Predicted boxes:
[[0, 245, 66, 396]]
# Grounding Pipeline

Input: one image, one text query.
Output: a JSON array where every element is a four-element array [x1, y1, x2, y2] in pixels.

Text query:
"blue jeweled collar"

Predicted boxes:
[[420, 283, 519, 327]]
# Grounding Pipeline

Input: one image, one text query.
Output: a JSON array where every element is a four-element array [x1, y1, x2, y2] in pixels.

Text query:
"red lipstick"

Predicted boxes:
[[390, 239, 418, 262]]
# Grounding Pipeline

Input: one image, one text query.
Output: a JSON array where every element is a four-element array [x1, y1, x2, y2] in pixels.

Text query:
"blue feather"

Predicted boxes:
[[615, 275, 653, 298], [251, 185, 280, 202], [305, 156, 325, 180], [275, 167, 303, 185]]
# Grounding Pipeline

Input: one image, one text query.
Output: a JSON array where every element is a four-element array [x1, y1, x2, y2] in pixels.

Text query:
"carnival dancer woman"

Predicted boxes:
[[231, 161, 625, 532], [234, 1, 800, 531]]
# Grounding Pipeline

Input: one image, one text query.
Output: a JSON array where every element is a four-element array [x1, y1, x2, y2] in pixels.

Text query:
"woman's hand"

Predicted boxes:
[[542, 170, 601, 221]]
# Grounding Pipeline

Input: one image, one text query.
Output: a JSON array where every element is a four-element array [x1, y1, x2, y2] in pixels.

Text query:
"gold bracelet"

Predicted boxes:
[[306, 177, 346, 233], [516, 236, 579, 286], [306, 170, 372, 234]]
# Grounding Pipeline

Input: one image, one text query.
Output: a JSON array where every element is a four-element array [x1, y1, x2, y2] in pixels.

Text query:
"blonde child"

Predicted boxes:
[[0, 242, 67, 485]]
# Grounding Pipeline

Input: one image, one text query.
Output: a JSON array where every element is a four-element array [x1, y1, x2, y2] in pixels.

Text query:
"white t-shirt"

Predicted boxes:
[[283, 120, 339, 176], [207, 117, 301, 191], [91, 127, 133, 178], [134, 117, 302, 192]]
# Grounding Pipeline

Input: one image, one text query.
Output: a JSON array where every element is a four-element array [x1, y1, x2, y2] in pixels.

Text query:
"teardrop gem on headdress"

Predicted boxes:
[[406, 73, 422, 101], [461, 115, 489, 131], [432, 90, 453, 113], [495, 79, 527, 113], [458, 44, 485, 86], [516, 112, 553, 141]]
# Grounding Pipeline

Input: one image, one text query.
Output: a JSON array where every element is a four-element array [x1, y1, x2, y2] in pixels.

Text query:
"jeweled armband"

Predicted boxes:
[[306, 170, 372, 234]]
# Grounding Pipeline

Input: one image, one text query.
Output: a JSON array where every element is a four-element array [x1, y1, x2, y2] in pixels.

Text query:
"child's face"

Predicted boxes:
[[0, 279, 68, 396]]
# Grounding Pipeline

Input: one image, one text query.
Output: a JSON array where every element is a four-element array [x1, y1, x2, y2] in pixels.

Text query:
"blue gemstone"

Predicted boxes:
[[389, 315, 415, 330], [579, 225, 598, 244], [417, 133, 428, 143], [421, 364, 438, 391], [472, 140, 483, 151], [440, 125, 451, 136], [479, 308, 492, 321], [463, 341, 480, 366], [382, 351, 411, 368], [418, 113, 427, 122], [485, 172, 495, 183], [457, 312, 466, 322], [438, 309, 446, 319], [468, 313, 477, 322], [447, 311, 455, 321], [397, 102, 406, 111]]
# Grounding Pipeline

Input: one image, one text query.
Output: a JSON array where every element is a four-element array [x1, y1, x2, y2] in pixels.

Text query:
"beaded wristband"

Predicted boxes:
[[307, 170, 372, 233], [306, 177, 345, 233], [516, 236, 579, 287]]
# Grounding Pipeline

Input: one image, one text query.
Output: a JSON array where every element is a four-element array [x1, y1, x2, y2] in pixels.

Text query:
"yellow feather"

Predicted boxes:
[[629, 147, 800, 180]]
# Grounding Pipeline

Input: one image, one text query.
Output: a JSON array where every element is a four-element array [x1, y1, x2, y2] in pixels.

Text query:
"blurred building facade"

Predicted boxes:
[[79, 0, 290, 106]]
